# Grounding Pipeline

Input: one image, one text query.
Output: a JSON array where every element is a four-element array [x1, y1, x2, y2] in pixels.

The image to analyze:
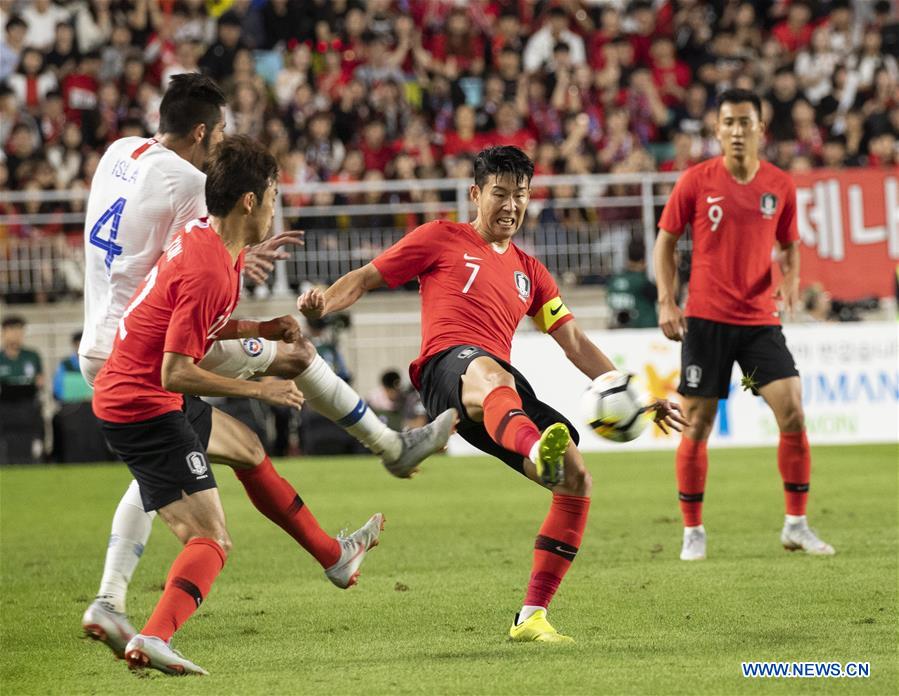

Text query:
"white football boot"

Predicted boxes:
[[680, 525, 707, 561], [781, 519, 835, 555], [325, 513, 385, 589], [82, 599, 137, 659], [382, 409, 457, 478], [124, 634, 208, 675]]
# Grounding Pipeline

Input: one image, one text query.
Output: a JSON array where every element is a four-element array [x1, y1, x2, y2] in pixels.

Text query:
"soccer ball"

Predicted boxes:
[[580, 370, 653, 443]]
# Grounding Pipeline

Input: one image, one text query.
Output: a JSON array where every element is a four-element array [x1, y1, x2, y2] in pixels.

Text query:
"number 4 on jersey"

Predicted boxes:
[[89, 197, 126, 272]]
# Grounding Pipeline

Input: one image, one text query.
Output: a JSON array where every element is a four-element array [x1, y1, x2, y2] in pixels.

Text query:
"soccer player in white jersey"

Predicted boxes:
[[80, 74, 455, 657]]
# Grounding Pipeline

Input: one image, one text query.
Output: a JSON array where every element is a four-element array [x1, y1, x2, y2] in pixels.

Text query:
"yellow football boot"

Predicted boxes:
[[509, 609, 575, 644], [534, 423, 570, 486]]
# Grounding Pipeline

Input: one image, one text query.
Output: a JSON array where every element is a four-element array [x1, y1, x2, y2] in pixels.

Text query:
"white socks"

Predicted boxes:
[[517, 605, 546, 624], [96, 479, 155, 613], [785, 514, 807, 526], [295, 354, 401, 460]]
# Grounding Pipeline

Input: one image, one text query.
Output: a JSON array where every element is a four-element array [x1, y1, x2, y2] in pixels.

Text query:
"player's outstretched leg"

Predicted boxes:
[[208, 409, 384, 584], [82, 479, 154, 657], [760, 378, 835, 556], [510, 445, 591, 644], [274, 345, 454, 477], [325, 513, 385, 588]]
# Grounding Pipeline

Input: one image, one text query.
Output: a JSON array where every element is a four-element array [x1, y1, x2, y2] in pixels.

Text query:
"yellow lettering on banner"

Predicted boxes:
[[532, 297, 571, 333]]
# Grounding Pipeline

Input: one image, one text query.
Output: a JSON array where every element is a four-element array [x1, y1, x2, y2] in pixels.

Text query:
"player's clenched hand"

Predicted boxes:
[[297, 288, 325, 319], [659, 301, 687, 342], [243, 230, 305, 284], [259, 315, 301, 343], [648, 399, 689, 435], [258, 380, 304, 408]]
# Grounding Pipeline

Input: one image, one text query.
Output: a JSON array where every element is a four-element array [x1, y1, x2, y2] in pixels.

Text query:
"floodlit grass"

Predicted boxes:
[[1, 444, 895, 695]]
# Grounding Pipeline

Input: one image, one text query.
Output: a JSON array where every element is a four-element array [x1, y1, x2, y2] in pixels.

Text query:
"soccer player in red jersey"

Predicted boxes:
[[92, 137, 383, 676], [299, 146, 686, 642], [654, 89, 835, 561]]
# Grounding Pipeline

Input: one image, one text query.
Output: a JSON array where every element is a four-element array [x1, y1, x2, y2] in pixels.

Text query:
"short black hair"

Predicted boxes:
[[473, 146, 534, 188], [158, 73, 226, 139], [205, 135, 278, 217], [627, 239, 646, 264], [381, 370, 401, 389], [1, 315, 26, 329], [5, 15, 26, 32], [717, 88, 762, 119]]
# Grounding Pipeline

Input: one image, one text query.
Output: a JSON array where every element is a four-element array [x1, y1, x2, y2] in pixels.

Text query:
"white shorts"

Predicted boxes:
[[79, 338, 278, 387], [197, 338, 278, 380]]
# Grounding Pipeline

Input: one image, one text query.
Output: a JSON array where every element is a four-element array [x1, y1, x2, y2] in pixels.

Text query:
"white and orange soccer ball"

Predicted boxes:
[[580, 370, 653, 443]]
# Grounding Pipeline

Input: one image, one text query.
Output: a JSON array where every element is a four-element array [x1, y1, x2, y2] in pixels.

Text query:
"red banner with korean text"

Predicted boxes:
[[792, 168, 898, 300]]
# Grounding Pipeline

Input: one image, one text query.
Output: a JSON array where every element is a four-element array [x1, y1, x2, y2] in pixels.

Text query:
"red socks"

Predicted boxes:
[[676, 436, 708, 527], [778, 431, 811, 516], [234, 457, 340, 568], [523, 494, 590, 608], [142, 538, 226, 642], [483, 386, 541, 458]]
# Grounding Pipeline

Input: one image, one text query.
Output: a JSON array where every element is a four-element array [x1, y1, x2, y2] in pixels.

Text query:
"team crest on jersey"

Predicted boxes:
[[513, 271, 531, 301], [186, 451, 208, 477], [760, 193, 777, 219], [241, 338, 264, 357]]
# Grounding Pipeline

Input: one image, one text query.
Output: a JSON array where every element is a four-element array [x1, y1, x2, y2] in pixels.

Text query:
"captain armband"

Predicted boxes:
[[532, 297, 572, 333]]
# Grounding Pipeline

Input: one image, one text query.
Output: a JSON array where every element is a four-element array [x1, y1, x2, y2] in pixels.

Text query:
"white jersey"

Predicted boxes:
[[79, 136, 206, 360]]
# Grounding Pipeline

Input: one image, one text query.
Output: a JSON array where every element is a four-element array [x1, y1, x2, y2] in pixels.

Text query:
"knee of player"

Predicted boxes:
[[779, 403, 805, 432], [238, 433, 266, 467], [485, 368, 516, 391], [563, 454, 592, 494], [273, 339, 317, 378]]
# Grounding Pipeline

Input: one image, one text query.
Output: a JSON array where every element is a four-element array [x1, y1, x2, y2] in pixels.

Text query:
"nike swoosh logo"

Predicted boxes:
[[555, 545, 576, 556], [706, 196, 724, 203], [549, 304, 563, 316], [463, 253, 482, 261]]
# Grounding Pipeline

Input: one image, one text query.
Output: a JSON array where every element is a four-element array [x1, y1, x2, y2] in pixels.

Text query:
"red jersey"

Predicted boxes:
[[93, 219, 244, 423], [659, 157, 798, 325], [372, 221, 574, 388]]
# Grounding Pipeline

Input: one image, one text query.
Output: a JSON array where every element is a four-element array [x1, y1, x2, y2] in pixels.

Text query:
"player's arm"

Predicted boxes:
[[775, 240, 801, 318], [214, 316, 301, 343], [653, 229, 686, 341], [548, 319, 616, 379], [297, 262, 386, 320], [550, 318, 688, 433], [161, 352, 302, 408]]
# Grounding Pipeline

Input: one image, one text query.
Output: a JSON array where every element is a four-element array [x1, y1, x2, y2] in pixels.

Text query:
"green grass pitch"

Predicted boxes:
[[1, 444, 896, 695]]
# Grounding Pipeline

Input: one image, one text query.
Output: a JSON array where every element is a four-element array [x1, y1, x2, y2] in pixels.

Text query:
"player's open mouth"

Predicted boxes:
[[497, 217, 515, 227]]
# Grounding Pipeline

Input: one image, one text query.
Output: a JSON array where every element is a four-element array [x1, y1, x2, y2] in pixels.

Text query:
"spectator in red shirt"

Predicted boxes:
[[482, 101, 536, 155], [659, 131, 696, 172], [428, 8, 486, 79], [61, 50, 101, 123], [359, 119, 395, 172], [771, 1, 814, 56], [443, 105, 485, 159], [650, 37, 690, 107], [628, 1, 659, 67], [588, 6, 623, 70]]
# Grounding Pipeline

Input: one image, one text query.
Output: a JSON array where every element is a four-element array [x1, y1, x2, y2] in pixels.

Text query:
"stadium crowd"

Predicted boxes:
[[0, 0, 897, 223]]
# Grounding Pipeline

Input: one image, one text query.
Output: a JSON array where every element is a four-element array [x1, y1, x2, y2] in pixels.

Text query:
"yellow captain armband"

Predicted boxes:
[[533, 297, 571, 333]]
